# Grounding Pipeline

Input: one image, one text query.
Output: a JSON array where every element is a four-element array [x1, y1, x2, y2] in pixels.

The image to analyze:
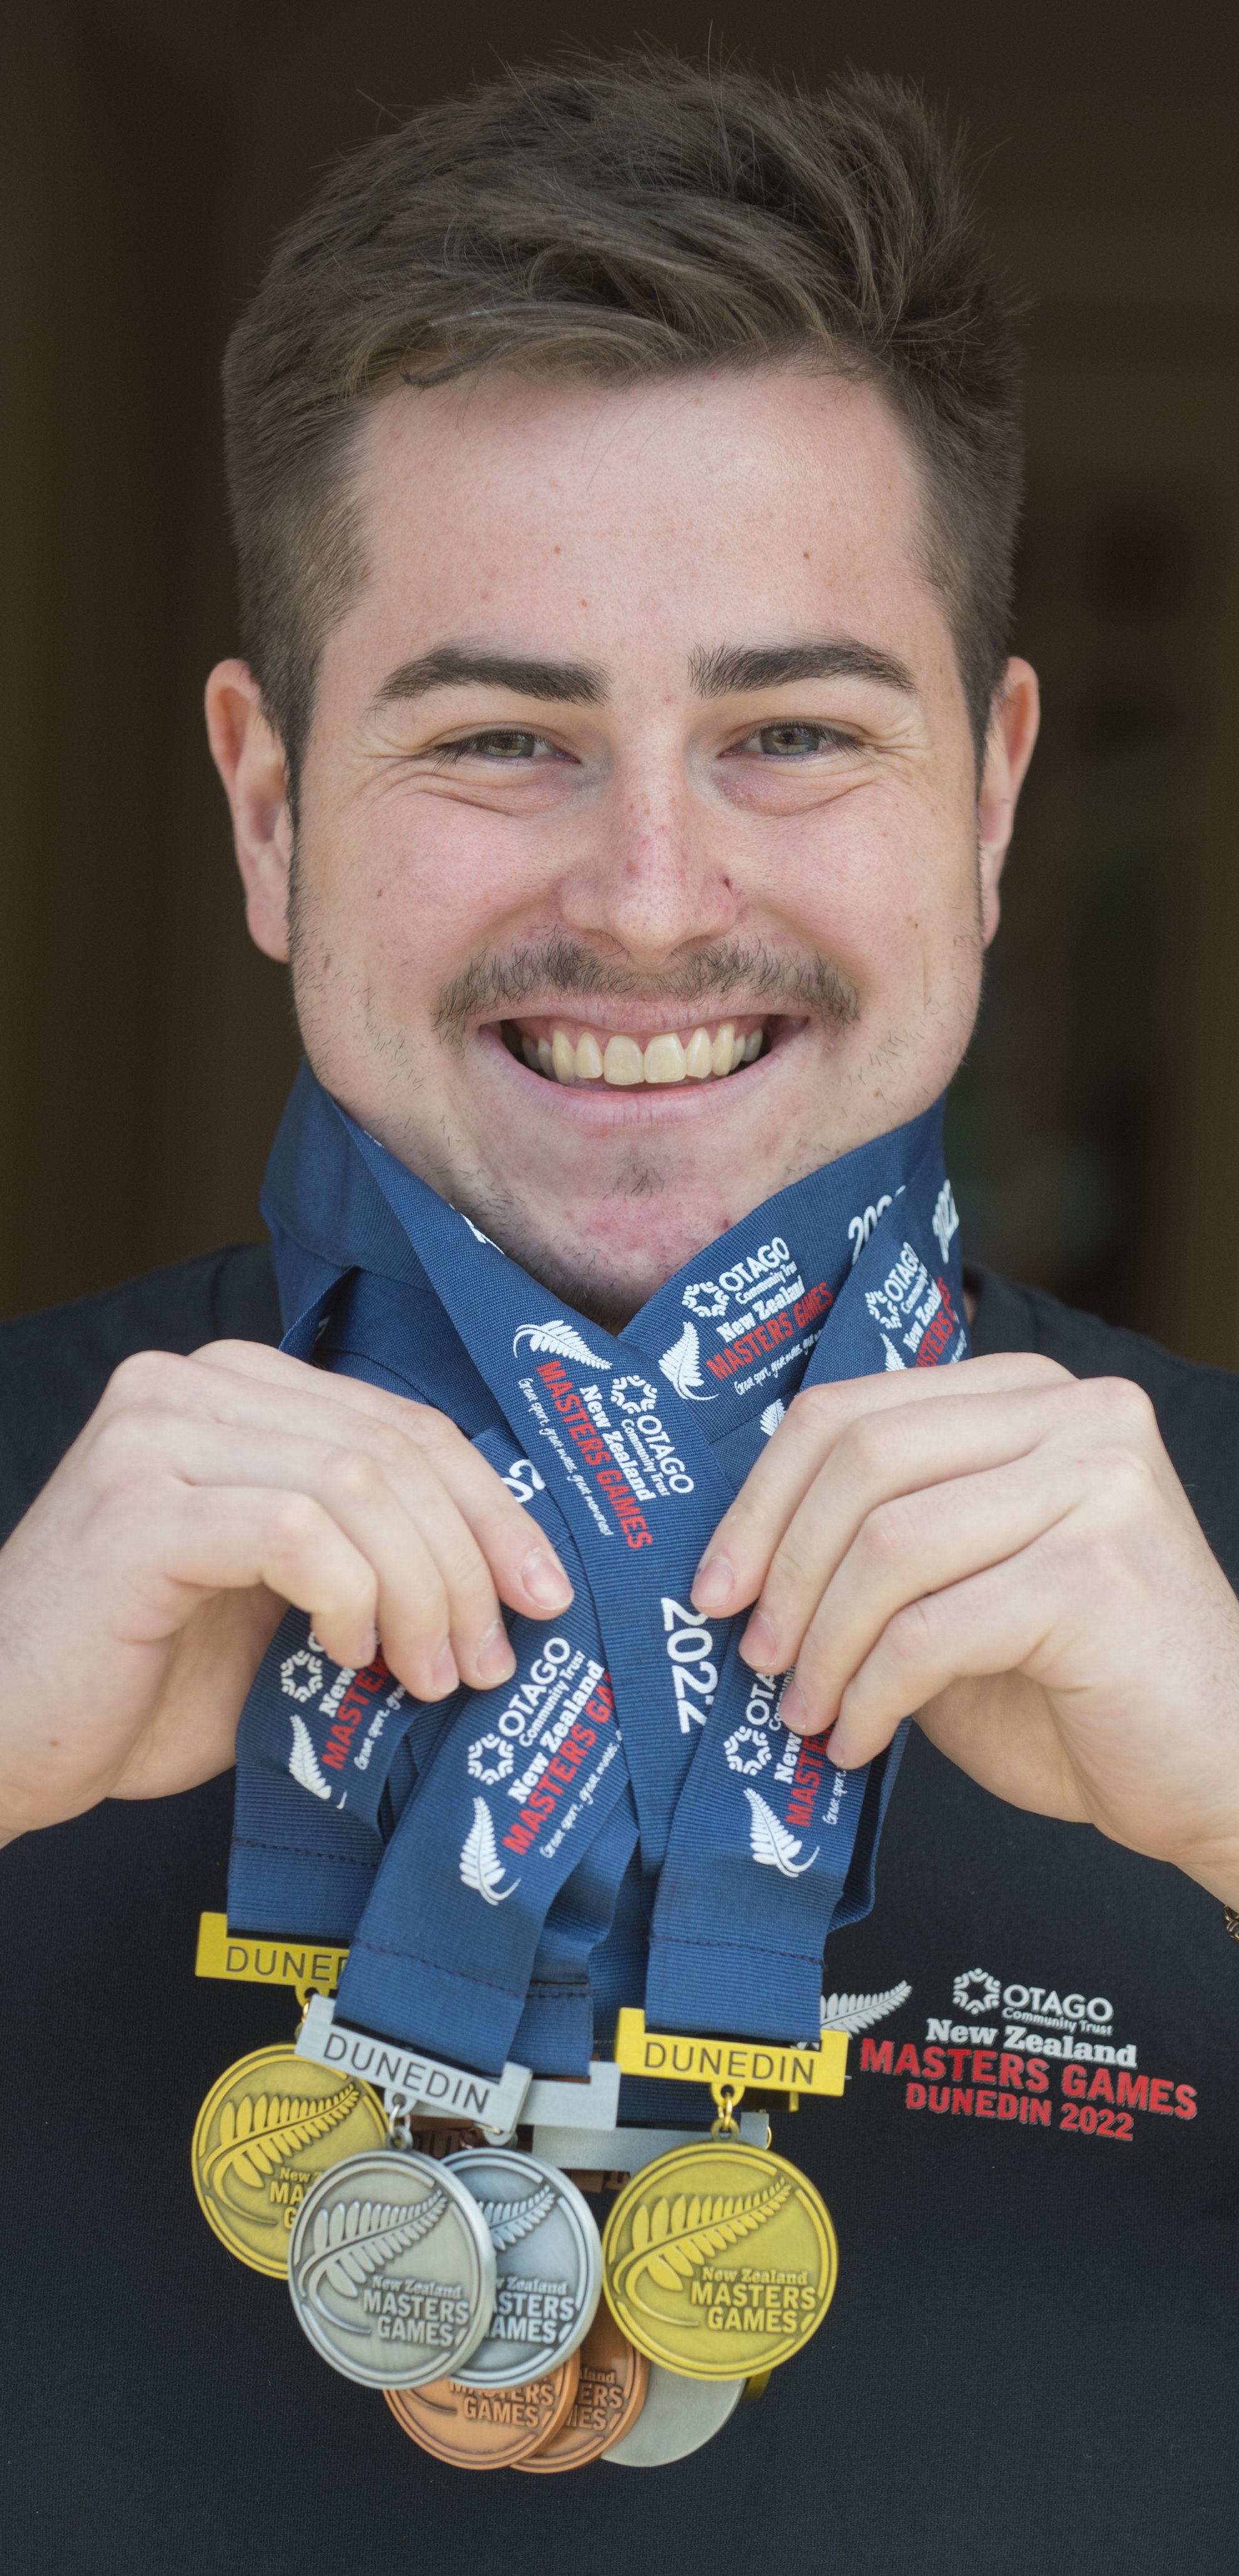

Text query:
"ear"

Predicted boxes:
[[204, 660, 293, 963], [976, 658, 1041, 948]]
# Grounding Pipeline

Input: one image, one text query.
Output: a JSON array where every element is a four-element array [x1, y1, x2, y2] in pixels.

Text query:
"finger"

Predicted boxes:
[[389, 1403, 574, 1617], [692, 1351, 1071, 1617], [107, 1346, 573, 1623], [778, 1448, 1082, 1733], [822, 1549, 1064, 1770], [155, 1483, 381, 1671], [737, 1381, 1095, 1672], [102, 1409, 514, 1699]]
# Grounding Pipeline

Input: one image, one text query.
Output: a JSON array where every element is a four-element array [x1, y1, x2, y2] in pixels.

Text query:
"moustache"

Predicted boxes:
[[434, 933, 860, 1046]]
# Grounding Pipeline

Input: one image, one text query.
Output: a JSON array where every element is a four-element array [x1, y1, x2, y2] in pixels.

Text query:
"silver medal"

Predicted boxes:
[[288, 2148, 496, 2389], [445, 2147, 602, 2389], [602, 2361, 745, 2467]]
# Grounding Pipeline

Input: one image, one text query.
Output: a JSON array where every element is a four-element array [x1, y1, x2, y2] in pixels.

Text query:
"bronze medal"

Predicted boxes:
[[514, 2308, 649, 2472], [384, 2353, 580, 2468]]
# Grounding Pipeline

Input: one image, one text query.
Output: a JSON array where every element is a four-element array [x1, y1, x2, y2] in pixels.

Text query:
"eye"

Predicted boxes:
[[436, 727, 557, 763], [751, 722, 848, 758]]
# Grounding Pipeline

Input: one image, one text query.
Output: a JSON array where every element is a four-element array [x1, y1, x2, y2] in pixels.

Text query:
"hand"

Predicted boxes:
[[0, 1341, 572, 1840], [692, 1354, 1239, 1905]]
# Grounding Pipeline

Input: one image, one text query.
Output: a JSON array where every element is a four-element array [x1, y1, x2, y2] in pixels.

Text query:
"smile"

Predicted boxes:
[[501, 1016, 773, 1088]]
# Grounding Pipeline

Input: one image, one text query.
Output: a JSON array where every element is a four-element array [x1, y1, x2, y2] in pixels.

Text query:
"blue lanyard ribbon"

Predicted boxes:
[[228, 1065, 966, 2075]]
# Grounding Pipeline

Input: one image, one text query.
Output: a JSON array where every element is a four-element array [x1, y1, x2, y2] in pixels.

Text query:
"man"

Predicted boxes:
[[2, 57, 1237, 2573]]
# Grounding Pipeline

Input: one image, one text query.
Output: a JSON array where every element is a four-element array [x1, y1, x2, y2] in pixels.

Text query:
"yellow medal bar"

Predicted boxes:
[[194, 1911, 348, 2004], [613, 2007, 846, 2110]]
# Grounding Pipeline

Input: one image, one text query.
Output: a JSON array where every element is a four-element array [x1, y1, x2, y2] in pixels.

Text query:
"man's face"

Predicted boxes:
[[219, 366, 1036, 1323]]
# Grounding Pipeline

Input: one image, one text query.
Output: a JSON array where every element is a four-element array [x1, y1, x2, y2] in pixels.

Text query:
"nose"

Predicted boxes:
[[554, 757, 740, 970]]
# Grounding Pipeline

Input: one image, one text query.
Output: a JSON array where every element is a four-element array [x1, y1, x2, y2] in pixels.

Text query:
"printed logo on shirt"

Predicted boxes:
[[851, 1959, 1200, 2147], [820, 1981, 911, 2033]]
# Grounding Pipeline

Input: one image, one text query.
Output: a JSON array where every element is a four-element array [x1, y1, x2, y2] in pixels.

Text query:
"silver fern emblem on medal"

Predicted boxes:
[[460, 1796, 521, 1903], [288, 2148, 497, 2387], [745, 1786, 818, 1876]]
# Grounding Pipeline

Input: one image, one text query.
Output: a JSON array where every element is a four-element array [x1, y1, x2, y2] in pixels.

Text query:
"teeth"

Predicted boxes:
[[602, 1034, 645, 1086], [643, 1032, 687, 1085], [522, 1020, 767, 1087]]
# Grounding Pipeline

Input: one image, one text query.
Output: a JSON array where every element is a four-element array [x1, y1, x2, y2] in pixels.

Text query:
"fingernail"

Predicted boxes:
[[780, 1675, 810, 1733], [693, 1556, 734, 1611], [430, 1641, 459, 1695], [741, 1609, 779, 1667], [476, 1619, 516, 1685], [522, 1550, 573, 1612]]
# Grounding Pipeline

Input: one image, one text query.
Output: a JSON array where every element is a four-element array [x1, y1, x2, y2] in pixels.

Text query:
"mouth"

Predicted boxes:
[[499, 1013, 786, 1089]]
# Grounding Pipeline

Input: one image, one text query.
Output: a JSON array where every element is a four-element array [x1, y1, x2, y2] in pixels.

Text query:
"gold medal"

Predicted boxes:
[[192, 2045, 386, 2276], [602, 2131, 838, 2381]]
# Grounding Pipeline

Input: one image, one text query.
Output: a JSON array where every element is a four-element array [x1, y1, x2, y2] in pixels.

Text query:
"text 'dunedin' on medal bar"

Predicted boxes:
[[613, 2007, 848, 2102], [296, 1993, 532, 2132], [195, 1912, 348, 1996]]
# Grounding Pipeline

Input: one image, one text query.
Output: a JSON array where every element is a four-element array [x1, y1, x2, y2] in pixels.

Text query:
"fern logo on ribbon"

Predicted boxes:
[[288, 1711, 332, 1801], [658, 1320, 717, 1401], [460, 1796, 521, 1904], [745, 1787, 818, 1876], [512, 1320, 608, 1366], [298, 2190, 449, 2329]]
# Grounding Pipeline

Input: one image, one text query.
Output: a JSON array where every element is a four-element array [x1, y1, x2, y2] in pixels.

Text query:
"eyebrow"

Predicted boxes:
[[688, 639, 917, 697], [374, 645, 607, 708], [371, 632, 917, 717]]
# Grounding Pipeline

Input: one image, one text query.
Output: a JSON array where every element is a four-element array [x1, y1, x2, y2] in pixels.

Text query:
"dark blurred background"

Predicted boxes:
[[3, 1, 1238, 1359]]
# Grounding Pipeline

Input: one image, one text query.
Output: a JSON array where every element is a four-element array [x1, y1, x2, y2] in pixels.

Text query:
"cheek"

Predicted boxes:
[[333, 792, 543, 987]]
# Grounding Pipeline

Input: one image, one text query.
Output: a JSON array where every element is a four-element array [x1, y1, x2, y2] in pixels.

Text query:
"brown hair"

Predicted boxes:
[[222, 57, 1022, 790]]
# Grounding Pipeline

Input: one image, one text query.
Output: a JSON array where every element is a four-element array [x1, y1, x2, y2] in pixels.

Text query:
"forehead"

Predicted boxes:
[[346, 365, 938, 660]]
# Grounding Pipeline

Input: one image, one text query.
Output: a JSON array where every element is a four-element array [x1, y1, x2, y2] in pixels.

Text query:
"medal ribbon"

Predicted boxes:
[[229, 1065, 966, 2074]]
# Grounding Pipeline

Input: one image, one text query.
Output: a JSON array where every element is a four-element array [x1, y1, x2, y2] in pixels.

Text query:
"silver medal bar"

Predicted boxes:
[[296, 1994, 532, 2133]]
